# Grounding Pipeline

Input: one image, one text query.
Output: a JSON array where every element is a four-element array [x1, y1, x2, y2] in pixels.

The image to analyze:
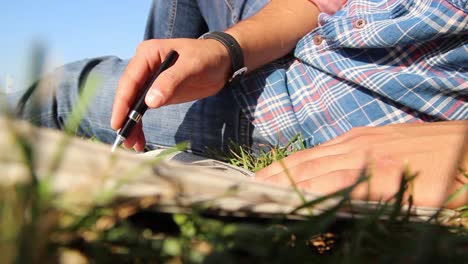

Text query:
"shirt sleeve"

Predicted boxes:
[[308, 0, 347, 15]]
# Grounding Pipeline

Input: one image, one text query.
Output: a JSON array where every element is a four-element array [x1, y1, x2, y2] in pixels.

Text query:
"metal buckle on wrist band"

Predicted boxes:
[[229, 67, 248, 82]]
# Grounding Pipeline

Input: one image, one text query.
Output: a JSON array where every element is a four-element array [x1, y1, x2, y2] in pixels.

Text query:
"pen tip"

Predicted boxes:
[[111, 135, 124, 153], [111, 143, 118, 153]]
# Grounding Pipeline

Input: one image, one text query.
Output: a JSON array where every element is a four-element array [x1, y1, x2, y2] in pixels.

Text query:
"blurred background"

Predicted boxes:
[[0, 0, 152, 93]]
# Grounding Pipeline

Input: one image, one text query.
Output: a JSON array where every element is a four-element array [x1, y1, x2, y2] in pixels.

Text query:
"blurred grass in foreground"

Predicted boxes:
[[0, 44, 466, 264]]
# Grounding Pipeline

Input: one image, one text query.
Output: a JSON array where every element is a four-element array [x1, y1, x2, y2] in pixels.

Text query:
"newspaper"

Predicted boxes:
[[0, 116, 461, 224]]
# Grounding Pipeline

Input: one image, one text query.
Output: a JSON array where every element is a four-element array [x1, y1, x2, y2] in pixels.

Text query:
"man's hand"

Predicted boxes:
[[256, 121, 468, 208], [110, 0, 321, 152], [110, 38, 231, 151]]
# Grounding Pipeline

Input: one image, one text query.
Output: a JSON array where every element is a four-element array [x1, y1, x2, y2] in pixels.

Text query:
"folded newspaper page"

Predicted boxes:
[[0, 116, 460, 224]]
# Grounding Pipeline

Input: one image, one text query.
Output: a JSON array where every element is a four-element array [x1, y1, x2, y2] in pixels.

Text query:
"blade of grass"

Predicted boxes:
[[388, 170, 417, 222], [290, 170, 369, 215]]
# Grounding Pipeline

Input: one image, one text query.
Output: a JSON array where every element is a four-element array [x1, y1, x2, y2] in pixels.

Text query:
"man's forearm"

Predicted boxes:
[[225, 0, 320, 72]]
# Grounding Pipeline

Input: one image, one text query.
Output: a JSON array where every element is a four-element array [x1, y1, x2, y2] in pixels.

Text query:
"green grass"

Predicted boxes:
[[225, 133, 306, 172], [1, 121, 466, 263]]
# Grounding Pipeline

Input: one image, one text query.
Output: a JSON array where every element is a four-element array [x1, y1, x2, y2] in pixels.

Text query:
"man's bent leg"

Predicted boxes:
[[15, 56, 133, 144], [197, 0, 269, 31], [144, 0, 208, 39], [144, 0, 269, 40]]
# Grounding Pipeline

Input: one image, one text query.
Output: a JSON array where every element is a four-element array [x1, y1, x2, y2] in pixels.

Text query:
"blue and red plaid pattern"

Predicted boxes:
[[234, 0, 468, 147]]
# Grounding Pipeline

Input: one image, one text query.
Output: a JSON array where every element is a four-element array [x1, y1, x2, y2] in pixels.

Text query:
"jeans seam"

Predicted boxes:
[[238, 111, 250, 147], [167, 0, 178, 38], [223, 0, 238, 24]]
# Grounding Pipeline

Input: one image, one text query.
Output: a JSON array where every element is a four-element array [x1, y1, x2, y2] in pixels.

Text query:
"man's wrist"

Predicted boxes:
[[201, 31, 247, 87], [203, 38, 232, 84]]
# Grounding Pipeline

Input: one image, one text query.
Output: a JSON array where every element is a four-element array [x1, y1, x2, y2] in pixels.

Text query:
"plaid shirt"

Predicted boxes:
[[234, 0, 468, 147]]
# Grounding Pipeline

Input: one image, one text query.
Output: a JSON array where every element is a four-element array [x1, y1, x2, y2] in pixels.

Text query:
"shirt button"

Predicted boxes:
[[354, 18, 366, 29], [313, 35, 323, 46]]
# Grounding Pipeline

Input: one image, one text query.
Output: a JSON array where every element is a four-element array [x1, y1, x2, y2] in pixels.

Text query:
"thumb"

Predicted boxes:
[[145, 64, 184, 108]]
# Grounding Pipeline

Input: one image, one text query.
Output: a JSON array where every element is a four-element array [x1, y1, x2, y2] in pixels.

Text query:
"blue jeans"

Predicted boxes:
[[11, 0, 270, 156]]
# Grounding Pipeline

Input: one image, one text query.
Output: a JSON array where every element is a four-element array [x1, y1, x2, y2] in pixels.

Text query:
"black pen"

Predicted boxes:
[[111, 50, 179, 152]]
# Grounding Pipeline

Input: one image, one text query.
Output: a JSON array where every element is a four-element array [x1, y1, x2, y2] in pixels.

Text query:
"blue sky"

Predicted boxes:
[[0, 1, 152, 92]]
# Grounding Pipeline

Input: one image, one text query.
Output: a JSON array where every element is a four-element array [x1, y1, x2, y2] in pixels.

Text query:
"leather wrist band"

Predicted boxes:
[[201, 31, 247, 87]]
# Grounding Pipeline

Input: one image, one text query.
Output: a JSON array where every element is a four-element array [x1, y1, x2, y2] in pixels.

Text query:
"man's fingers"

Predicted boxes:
[[256, 144, 354, 179], [298, 165, 411, 202], [256, 152, 367, 184], [262, 163, 408, 204], [296, 169, 365, 197], [123, 121, 144, 149], [133, 136, 146, 152], [111, 96, 131, 131], [133, 121, 146, 152], [145, 62, 185, 108], [111, 43, 162, 130]]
